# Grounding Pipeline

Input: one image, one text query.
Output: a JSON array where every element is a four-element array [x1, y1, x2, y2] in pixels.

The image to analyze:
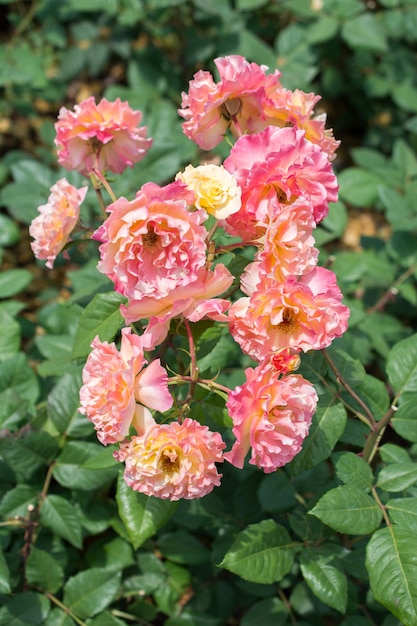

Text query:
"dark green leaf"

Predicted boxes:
[[342, 13, 388, 52], [0, 269, 32, 298], [387, 333, 417, 401], [40, 495, 83, 549], [377, 463, 417, 492], [0, 353, 39, 405], [240, 598, 288, 626], [334, 452, 374, 492], [0, 592, 50, 625], [116, 472, 178, 549], [300, 548, 348, 613], [53, 441, 119, 490], [26, 547, 64, 594], [219, 519, 295, 584], [366, 526, 417, 625], [0, 213, 20, 246], [0, 546, 10, 595], [309, 485, 383, 534], [0, 311, 20, 360], [290, 401, 347, 474], [157, 531, 210, 564], [0, 485, 38, 518], [63, 568, 121, 619], [47, 370, 83, 435], [387, 497, 417, 531], [71, 292, 125, 360]]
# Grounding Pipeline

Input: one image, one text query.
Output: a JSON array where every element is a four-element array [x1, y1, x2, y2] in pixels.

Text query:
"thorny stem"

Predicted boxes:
[[45, 593, 87, 626], [169, 374, 231, 399], [371, 485, 391, 528], [177, 319, 200, 419], [367, 261, 417, 314], [276, 587, 297, 626], [112, 609, 155, 625], [322, 348, 376, 429], [92, 167, 118, 203], [362, 405, 397, 464]]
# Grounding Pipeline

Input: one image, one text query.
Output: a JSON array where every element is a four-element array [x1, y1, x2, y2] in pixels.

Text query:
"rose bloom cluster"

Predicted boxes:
[[30, 55, 349, 499]]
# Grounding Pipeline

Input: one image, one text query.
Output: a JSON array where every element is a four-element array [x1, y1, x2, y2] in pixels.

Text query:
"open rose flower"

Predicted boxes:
[[224, 361, 318, 472], [229, 267, 350, 361], [55, 97, 152, 175], [94, 180, 205, 302], [176, 163, 241, 219], [79, 328, 172, 445], [29, 178, 87, 269], [223, 126, 338, 240], [239, 200, 318, 292], [263, 87, 340, 160], [179, 55, 282, 150], [114, 418, 226, 500]]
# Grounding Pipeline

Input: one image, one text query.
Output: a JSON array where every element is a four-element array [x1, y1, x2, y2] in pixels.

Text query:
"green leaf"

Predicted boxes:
[[366, 526, 417, 625], [0, 592, 50, 625], [0, 485, 38, 518], [327, 348, 366, 388], [47, 370, 82, 435], [387, 334, 417, 400], [387, 497, 417, 531], [0, 353, 39, 406], [219, 519, 295, 584], [0, 431, 58, 477], [300, 548, 348, 613], [0, 269, 32, 298], [334, 452, 374, 492], [63, 568, 121, 619], [240, 598, 288, 626], [26, 547, 64, 594], [44, 609, 77, 626], [338, 167, 383, 207], [0, 546, 10, 594], [342, 13, 388, 52], [157, 532, 210, 564], [306, 15, 339, 43], [0, 213, 20, 246], [53, 441, 119, 490], [0, 311, 20, 360], [391, 395, 417, 442], [377, 463, 417, 492], [392, 81, 417, 113], [380, 443, 411, 464], [309, 485, 383, 534], [116, 472, 178, 549], [71, 292, 125, 360], [40, 495, 83, 549], [290, 401, 347, 474]]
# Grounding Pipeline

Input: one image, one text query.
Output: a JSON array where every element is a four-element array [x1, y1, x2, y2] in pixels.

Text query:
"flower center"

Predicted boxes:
[[142, 225, 158, 248], [220, 98, 242, 120], [159, 447, 181, 476], [277, 308, 298, 334]]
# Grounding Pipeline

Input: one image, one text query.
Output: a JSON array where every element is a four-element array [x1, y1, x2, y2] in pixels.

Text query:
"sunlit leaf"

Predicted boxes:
[[219, 519, 295, 584]]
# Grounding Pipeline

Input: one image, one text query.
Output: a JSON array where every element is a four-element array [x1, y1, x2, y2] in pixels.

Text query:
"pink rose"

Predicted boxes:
[[29, 178, 87, 269], [223, 126, 338, 240], [228, 267, 350, 361], [94, 181, 206, 303], [239, 199, 318, 292], [179, 55, 282, 150], [114, 418, 226, 500], [55, 97, 151, 175], [224, 361, 318, 472], [79, 328, 172, 445]]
